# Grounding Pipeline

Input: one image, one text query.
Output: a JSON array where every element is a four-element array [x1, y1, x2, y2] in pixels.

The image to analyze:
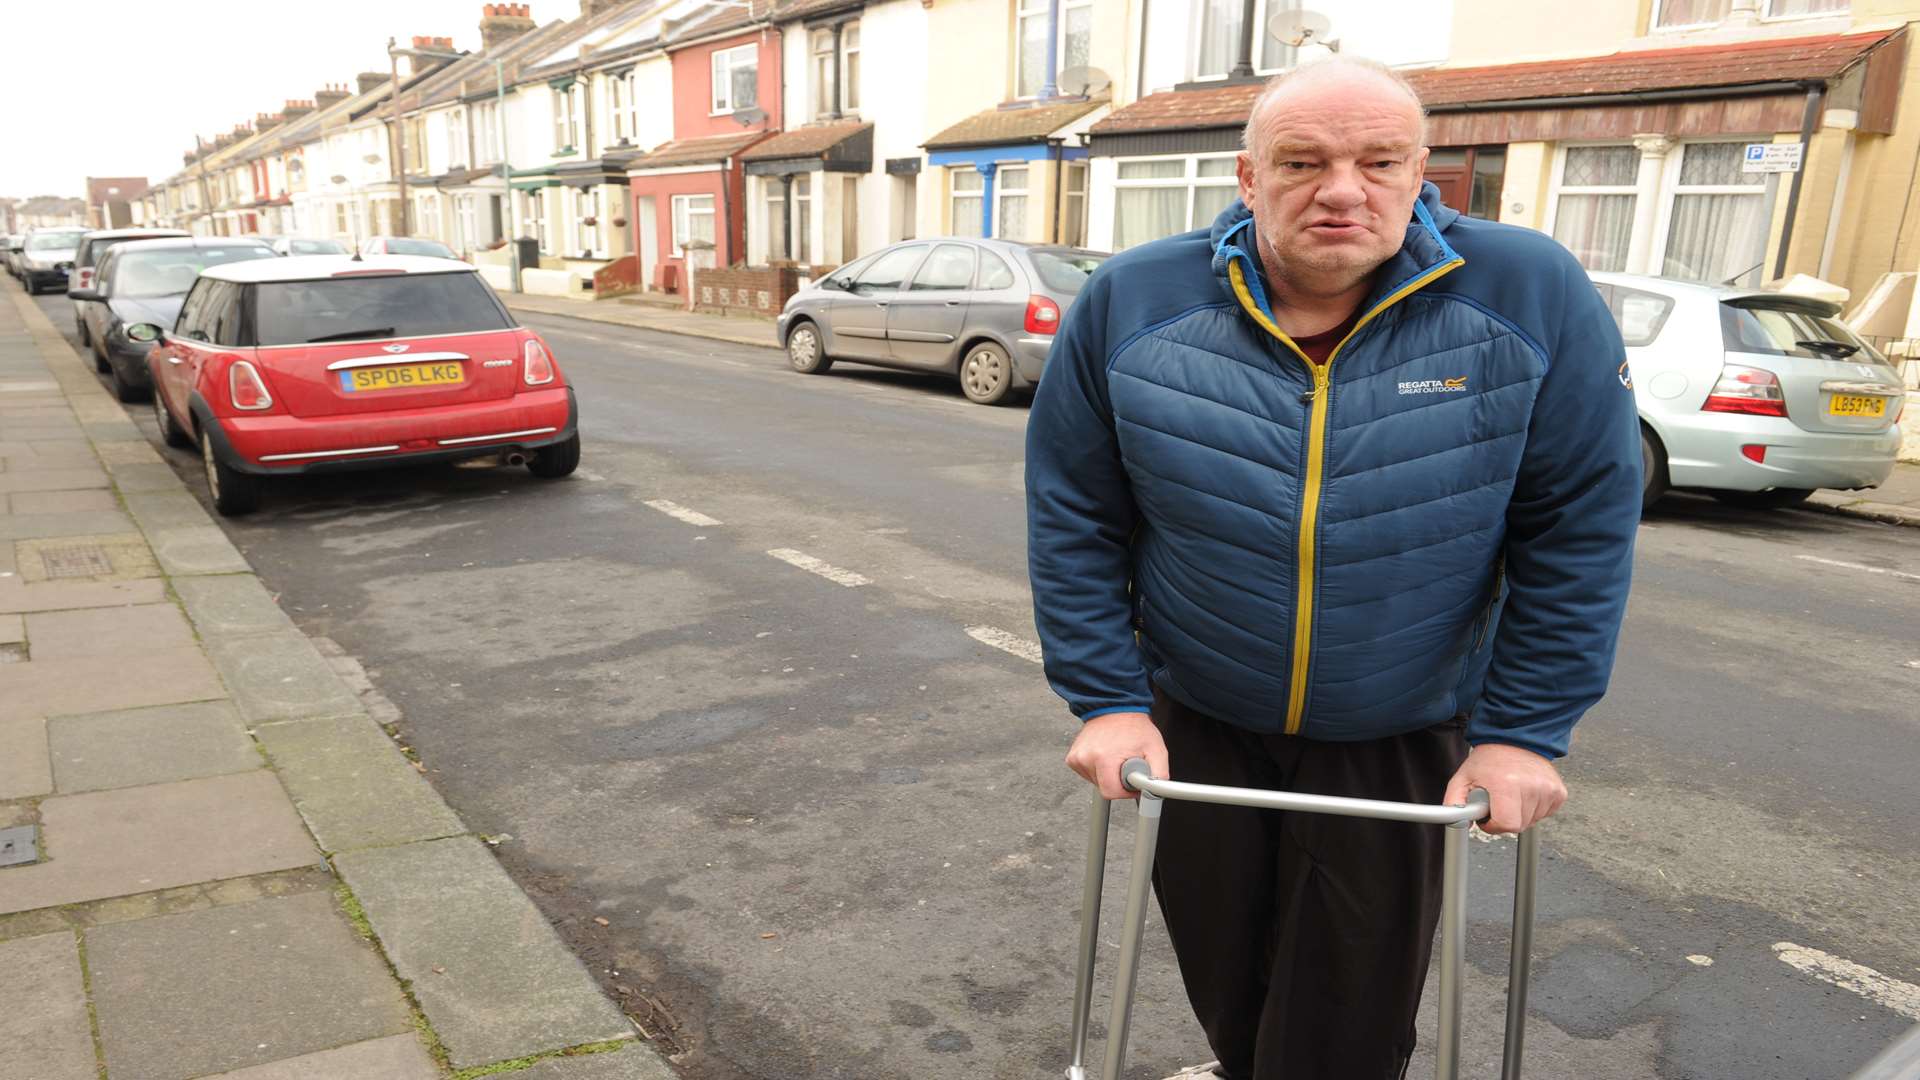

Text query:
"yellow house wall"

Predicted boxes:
[[1447, 0, 1641, 63], [1497, 142, 1553, 231], [1828, 28, 1920, 298]]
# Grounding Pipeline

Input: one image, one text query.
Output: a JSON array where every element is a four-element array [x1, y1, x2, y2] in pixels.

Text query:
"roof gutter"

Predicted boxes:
[[1425, 78, 1825, 114]]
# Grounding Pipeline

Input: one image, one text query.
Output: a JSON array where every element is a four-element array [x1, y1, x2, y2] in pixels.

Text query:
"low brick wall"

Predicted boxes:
[[689, 264, 837, 320]]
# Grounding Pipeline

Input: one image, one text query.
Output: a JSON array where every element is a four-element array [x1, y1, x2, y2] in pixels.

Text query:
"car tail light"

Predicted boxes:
[[229, 361, 273, 410], [75, 267, 93, 289], [1024, 295, 1062, 335], [1702, 364, 1787, 417], [1740, 444, 1767, 464], [523, 338, 555, 385]]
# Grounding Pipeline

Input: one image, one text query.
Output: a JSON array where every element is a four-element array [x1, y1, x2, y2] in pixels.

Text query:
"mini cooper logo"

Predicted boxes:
[[382, 344, 409, 354]]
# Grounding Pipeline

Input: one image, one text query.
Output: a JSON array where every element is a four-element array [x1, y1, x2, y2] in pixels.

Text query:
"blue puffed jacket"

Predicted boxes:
[[1025, 184, 1640, 758]]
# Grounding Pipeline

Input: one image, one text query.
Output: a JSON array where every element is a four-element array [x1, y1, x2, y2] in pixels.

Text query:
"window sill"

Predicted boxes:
[[552, 147, 577, 157]]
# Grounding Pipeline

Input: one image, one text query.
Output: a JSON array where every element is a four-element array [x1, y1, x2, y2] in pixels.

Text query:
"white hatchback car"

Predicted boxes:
[[1590, 272, 1907, 511]]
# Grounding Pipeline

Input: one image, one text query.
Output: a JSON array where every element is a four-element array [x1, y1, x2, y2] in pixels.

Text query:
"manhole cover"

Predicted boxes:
[[39, 543, 114, 579], [0, 826, 39, 868]]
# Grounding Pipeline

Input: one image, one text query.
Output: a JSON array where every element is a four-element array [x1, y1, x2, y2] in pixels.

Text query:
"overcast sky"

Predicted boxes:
[[0, 0, 523, 199]]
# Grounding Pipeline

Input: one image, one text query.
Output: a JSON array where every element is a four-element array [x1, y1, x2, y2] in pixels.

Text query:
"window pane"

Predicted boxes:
[[1191, 185, 1237, 230], [911, 243, 975, 289], [1663, 192, 1766, 284], [1064, 5, 1092, 72], [1018, 12, 1048, 97], [844, 39, 860, 110], [855, 244, 926, 289], [767, 187, 788, 260], [1066, 163, 1087, 194], [1552, 193, 1635, 272], [1468, 149, 1506, 220], [977, 251, 1016, 290], [1197, 0, 1241, 77], [1655, 0, 1729, 25], [1115, 187, 1187, 249], [1609, 287, 1675, 347], [1769, 0, 1846, 12], [1562, 146, 1640, 187], [999, 166, 1028, 190], [1119, 160, 1185, 180], [1678, 142, 1751, 186], [731, 55, 758, 110], [1196, 157, 1237, 177], [951, 195, 982, 237], [998, 194, 1027, 238], [1259, 0, 1299, 70], [952, 169, 983, 192]]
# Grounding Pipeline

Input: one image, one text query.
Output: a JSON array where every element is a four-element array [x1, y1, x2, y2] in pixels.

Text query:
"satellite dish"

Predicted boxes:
[[730, 106, 768, 127], [1057, 65, 1112, 98], [1271, 8, 1336, 49]]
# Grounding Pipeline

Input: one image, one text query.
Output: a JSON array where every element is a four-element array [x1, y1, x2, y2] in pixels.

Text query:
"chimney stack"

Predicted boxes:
[[357, 71, 391, 95], [255, 111, 284, 132], [282, 99, 316, 120], [580, 0, 620, 16], [314, 83, 350, 108], [480, 4, 536, 49]]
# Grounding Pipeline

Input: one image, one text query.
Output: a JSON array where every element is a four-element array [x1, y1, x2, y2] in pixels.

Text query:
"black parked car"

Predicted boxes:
[[70, 228, 189, 345], [68, 237, 276, 401]]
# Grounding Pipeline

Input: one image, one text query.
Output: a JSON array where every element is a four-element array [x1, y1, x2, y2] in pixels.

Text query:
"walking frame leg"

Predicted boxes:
[[1067, 792, 1113, 1080], [1435, 818, 1471, 1080], [1100, 791, 1165, 1080], [1500, 827, 1541, 1080]]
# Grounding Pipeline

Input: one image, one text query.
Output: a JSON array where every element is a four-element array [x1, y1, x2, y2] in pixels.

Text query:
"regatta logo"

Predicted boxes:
[[1397, 376, 1469, 395]]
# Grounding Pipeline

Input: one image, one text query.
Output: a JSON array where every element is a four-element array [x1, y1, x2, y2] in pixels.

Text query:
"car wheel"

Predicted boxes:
[[787, 321, 832, 374], [959, 342, 1014, 406], [108, 360, 146, 403], [527, 433, 581, 479], [76, 318, 89, 347], [152, 388, 190, 448], [1639, 426, 1668, 513], [1711, 488, 1814, 510], [200, 428, 259, 516]]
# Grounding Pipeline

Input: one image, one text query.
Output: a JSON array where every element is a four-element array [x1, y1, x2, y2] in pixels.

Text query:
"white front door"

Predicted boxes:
[[637, 195, 658, 290]]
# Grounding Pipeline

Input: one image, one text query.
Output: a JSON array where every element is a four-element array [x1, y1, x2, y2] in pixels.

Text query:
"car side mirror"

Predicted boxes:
[[67, 288, 102, 302], [126, 323, 163, 344]]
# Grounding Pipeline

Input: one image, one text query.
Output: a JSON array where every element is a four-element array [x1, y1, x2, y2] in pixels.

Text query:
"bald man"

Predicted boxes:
[[1026, 59, 1640, 1079]]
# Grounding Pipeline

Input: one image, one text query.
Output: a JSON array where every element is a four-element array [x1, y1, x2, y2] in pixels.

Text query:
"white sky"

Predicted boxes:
[[0, 0, 515, 199]]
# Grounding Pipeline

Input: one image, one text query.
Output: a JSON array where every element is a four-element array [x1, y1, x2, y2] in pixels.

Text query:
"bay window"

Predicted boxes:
[[995, 166, 1029, 240], [1111, 155, 1239, 250], [949, 169, 983, 238], [1659, 142, 1767, 285], [1549, 145, 1640, 273], [1063, 162, 1087, 248]]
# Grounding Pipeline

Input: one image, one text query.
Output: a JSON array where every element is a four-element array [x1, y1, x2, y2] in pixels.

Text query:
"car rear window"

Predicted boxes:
[[288, 239, 347, 255], [1720, 301, 1880, 362], [384, 238, 457, 258], [252, 272, 512, 346], [113, 246, 277, 297], [27, 232, 85, 251], [1029, 249, 1108, 294]]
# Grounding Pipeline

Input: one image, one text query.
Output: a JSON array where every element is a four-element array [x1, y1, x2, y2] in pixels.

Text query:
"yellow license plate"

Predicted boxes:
[[340, 362, 465, 393], [1828, 393, 1887, 418]]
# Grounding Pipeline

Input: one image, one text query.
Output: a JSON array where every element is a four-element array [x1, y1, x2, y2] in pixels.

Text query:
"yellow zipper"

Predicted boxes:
[[1227, 256, 1464, 734]]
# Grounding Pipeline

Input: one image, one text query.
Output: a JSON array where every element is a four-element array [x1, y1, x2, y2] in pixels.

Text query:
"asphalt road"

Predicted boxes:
[[36, 288, 1920, 1080]]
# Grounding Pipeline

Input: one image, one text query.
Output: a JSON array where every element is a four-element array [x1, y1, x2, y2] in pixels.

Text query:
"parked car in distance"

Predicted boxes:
[[70, 237, 278, 402], [1591, 271, 1908, 511], [69, 228, 191, 344], [4, 235, 24, 279], [17, 227, 90, 294], [273, 237, 350, 257], [359, 235, 459, 259], [136, 255, 579, 515], [776, 238, 1109, 405]]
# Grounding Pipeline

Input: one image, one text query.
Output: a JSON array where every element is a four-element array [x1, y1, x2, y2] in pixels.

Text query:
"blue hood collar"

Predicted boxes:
[[1210, 181, 1463, 324]]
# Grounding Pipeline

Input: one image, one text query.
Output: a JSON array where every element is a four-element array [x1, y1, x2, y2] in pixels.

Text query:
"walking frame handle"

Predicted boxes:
[[1066, 760, 1541, 1080]]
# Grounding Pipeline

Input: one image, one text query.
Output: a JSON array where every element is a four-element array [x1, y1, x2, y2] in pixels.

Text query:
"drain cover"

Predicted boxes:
[[40, 543, 113, 579], [0, 825, 38, 868]]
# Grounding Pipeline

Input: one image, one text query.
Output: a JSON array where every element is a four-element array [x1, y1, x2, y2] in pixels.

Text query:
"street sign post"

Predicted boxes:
[[1744, 143, 1804, 174]]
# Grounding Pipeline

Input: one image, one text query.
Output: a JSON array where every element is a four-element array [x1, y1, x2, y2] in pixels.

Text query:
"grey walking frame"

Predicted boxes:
[[1066, 758, 1542, 1080]]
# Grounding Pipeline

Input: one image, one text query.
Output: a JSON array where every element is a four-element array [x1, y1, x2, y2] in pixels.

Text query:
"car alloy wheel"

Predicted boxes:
[[960, 342, 1012, 405], [201, 430, 222, 502]]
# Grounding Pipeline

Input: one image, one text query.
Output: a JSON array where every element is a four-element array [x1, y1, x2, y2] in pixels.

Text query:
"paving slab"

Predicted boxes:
[[107, 461, 188, 493], [0, 645, 224, 722], [82, 420, 142, 442], [0, 466, 108, 493], [87, 891, 414, 1080], [201, 1033, 440, 1079], [0, 771, 319, 915], [516, 1045, 676, 1080], [0, 611, 22, 643], [172, 573, 296, 638], [0, 932, 96, 1080], [12, 532, 159, 583], [0, 508, 136, 541], [123, 488, 217, 531], [256, 714, 464, 853], [93, 439, 164, 466], [148, 523, 251, 576], [0, 714, 52, 798], [336, 836, 633, 1068], [24, 602, 195, 659], [48, 701, 259, 794], [0, 576, 165, 613], [206, 630, 366, 724], [7, 488, 117, 513]]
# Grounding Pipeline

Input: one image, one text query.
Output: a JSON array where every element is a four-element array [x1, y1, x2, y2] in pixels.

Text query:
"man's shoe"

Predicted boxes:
[[1163, 1063, 1226, 1080]]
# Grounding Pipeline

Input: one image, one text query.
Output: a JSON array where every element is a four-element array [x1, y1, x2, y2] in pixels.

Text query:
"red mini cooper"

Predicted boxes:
[[134, 256, 578, 515]]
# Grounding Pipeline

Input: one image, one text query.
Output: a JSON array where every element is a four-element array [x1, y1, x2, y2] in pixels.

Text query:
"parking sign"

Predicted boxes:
[[1743, 143, 1803, 173]]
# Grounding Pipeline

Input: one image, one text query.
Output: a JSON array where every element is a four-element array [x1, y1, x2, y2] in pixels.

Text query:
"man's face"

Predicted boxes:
[[1236, 75, 1428, 294]]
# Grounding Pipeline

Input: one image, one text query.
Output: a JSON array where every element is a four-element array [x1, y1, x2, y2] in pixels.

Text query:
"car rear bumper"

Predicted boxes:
[[204, 386, 577, 476], [1011, 335, 1055, 385], [24, 268, 68, 289], [1659, 411, 1902, 492]]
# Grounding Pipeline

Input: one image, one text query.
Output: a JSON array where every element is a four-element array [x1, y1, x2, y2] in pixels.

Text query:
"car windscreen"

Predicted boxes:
[[384, 238, 456, 258], [26, 233, 85, 251], [1720, 301, 1884, 363], [87, 235, 169, 265], [252, 272, 511, 346], [288, 239, 347, 255], [1029, 250, 1108, 294], [113, 246, 277, 297]]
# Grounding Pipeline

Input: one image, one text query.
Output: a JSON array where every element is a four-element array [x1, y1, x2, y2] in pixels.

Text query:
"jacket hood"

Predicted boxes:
[[1209, 182, 1463, 324]]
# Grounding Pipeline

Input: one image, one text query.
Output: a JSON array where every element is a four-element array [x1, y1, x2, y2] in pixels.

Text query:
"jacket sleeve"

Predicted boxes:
[[1473, 258, 1641, 758], [1025, 273, 1153, 721]]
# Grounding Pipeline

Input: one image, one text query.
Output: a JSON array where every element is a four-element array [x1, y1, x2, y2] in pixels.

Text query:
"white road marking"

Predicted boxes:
[[766, 548, 870, 587], [1773, 942, 1920, 1021], [965, 625, 1044, 664], [1794, 555, 1920, 583], [644, 499, 722, 527]]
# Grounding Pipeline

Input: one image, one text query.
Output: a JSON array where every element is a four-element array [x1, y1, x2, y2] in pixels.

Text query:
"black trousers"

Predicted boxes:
[[1149, 686, 1469, 1080]]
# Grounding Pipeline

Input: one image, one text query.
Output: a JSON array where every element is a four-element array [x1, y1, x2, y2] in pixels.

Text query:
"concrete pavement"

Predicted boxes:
[[0, 280, 675, 1080], [1806, 458, 1920, 526]]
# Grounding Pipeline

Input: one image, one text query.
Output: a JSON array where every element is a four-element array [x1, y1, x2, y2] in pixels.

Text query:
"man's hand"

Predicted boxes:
[[1065, 711, 1168, 800], [1442, 743, 1566, 834]]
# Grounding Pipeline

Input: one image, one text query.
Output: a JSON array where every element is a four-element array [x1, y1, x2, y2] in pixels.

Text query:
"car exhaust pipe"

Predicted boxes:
[[504, 451, 528, 467]]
